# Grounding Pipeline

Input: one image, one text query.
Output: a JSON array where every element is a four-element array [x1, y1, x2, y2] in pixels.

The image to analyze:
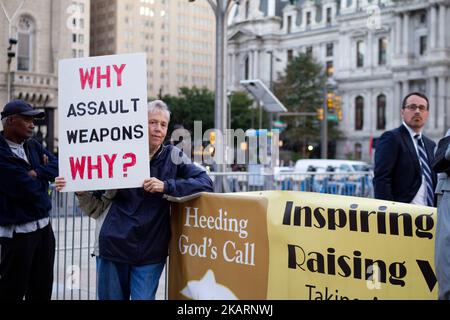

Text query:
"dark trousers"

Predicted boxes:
[[0, 224, 55, 300]]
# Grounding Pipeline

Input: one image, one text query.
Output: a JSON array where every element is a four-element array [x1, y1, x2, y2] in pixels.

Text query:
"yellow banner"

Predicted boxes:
[[169, 191, 437, 300]]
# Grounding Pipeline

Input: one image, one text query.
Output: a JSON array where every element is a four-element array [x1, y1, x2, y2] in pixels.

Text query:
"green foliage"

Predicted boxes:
[[161, 87, 256, 133], [162, 87, 214, 132], [273, 53, 341, 155], [229, 91, 255, 130]]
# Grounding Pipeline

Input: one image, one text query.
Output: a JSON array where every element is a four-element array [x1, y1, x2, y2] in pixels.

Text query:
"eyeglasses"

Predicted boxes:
[[404, 104, 428, 112]]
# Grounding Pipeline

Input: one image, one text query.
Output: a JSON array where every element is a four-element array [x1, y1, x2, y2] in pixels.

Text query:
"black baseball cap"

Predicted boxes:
[[1, 100, 45, 119]]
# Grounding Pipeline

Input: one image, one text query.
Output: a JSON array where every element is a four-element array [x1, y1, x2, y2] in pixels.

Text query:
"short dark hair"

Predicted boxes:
[[402, 92, 429, 110]]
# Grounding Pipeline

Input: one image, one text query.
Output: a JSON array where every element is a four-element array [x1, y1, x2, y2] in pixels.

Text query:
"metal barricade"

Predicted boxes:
[[210, 171, 374, 197], [50, 190, 96, 300]]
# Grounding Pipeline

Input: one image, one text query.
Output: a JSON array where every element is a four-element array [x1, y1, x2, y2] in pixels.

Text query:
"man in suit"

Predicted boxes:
[[374, 92, 436, 206]]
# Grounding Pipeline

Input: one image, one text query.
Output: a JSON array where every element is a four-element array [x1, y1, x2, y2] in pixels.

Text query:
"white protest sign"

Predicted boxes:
[[58, 53, 149, 192]]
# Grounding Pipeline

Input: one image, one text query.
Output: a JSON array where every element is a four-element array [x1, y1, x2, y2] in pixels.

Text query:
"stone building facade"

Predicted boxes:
[[227, 0, 450, 162], [0, 0, 85, 152], [90, 0, 216, 98]]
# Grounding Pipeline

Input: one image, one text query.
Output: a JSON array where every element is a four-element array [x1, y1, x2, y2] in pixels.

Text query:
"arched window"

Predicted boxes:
[[17, 15, 34, 71], [355, 96, 364, 130], [376, 94, 386, 130]]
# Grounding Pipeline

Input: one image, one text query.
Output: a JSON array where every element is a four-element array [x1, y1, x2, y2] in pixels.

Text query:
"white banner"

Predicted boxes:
[[58, 53, 149, 192]]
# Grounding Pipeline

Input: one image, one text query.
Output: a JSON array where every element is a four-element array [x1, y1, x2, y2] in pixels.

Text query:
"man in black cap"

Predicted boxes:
[[0, 100, 58, 300]]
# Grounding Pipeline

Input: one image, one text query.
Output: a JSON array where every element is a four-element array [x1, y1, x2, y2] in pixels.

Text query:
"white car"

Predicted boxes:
[[294, 159, 371, 174]]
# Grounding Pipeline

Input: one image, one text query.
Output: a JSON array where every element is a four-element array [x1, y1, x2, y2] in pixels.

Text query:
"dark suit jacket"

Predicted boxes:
[[374, 124, 437, 204], [432, 135, 450, 174]]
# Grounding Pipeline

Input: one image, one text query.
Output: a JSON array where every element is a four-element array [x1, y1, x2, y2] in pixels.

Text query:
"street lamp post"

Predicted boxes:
[[1, 0, 26, 102], [6, 38, 18, 102], [321, 85, 328, 159], [266, 50, 282, 127], [267, 50, 274, 130], [189, 0, 239, 192]]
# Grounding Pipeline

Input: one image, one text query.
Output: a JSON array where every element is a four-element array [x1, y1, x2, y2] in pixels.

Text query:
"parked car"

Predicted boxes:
[[294, 159, 371, 173]]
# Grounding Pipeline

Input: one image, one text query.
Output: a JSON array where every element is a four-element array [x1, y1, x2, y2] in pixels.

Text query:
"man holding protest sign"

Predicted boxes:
[[56, 100, 213, 299], [0, 100, 58, 300]]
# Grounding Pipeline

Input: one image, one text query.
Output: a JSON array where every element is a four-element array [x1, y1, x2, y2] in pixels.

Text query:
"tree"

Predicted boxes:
[[162, 87, 255, 133], [162, 87, 214, 133], [229, 91, 254, 130], [273, 53, 341, 158]]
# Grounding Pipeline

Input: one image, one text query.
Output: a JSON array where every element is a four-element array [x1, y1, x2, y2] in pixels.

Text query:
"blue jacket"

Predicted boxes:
[[0, 132, 58, 226], [99, 144, 213, 265]]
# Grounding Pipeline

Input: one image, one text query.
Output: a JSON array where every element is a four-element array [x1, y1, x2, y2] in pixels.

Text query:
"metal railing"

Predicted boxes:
[[49, 171, 374, 299], [209, 171, 374, 198]]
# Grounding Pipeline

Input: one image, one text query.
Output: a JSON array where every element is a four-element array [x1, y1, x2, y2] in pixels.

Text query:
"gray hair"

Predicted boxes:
[[148, 100, 170, 121]]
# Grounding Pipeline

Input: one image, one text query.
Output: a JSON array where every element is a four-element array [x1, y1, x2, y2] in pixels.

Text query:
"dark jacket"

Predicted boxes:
[[99, 144, 213, 265], [373, 124, 437, 203], [0, 132, 58, 226], [432, 135, 450, 175]]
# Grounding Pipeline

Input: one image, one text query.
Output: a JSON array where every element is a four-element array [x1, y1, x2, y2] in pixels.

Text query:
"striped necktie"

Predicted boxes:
[[414, 134, 434, 206]]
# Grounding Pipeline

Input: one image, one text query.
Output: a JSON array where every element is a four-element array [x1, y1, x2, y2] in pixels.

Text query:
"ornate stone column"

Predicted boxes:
[[253, 50, 259, 79], [430, 5, 437, 50], [437, 76, 446, 130], [428, 77, 437, 129], [438, 5, 446, 49], [402, 12, 409, 56], [394, 82, 401, 126], [395, 14, 402, 55], [230, 53, 236, 87]]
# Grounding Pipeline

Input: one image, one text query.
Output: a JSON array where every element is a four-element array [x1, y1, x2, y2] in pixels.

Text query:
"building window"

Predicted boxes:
[[306, 46, 313, 58], [244, 56, 249, 80], [356, 40, 365, 68], [306, 12, 311, 28], [245, 1, 249, 19], [420, 35, 427, 55], [326, 43, 333, 57], [378, 38, 387, 65], [355, 96, 364, 130], [17, 15, 34, 71], [326, 61, 334, 77], [287, 49, 293, 62], [420, 12, 427, 24], [287, 16, 292, 34], [326, 7, 332, 25], [376, 94, 386, 130]]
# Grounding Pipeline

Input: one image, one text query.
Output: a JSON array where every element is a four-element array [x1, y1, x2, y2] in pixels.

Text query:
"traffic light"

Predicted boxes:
[[7, 38, 17, 63], [327, 92, 334, 112], [335, 95, 342, 121], [209, 131, 216, 145], [317, 107, 324, 121], [335, 95, 341, 110]]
